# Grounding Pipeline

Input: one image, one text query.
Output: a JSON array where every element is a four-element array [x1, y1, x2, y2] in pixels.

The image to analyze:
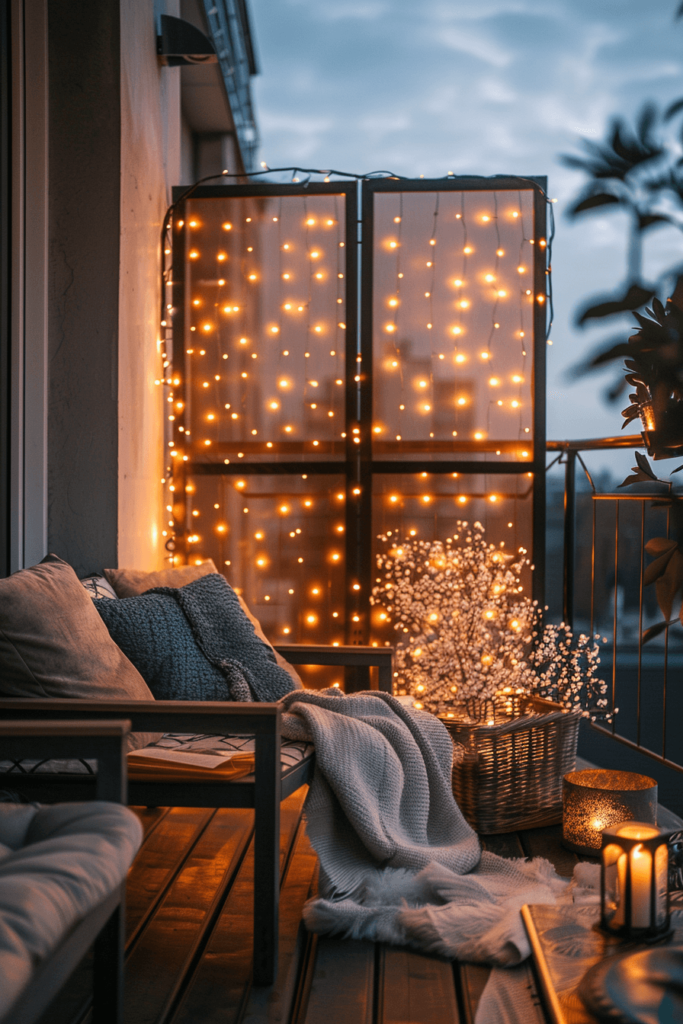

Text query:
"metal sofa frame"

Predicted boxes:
[[0, 643, 393, 986], [0, 719, 132, 1024]]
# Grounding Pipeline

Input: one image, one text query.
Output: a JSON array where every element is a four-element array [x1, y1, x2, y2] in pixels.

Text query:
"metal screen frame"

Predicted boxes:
[[359, 176, 548, 617], [169, 176, 547, 643]]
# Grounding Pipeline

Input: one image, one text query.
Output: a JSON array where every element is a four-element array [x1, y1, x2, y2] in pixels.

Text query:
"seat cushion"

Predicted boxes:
[[0, 734, 314, 777], [0, 801, 142, 1021]]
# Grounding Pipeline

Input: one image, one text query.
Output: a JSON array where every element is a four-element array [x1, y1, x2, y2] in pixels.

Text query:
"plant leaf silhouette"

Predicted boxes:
[[577, 285, 654, 326]]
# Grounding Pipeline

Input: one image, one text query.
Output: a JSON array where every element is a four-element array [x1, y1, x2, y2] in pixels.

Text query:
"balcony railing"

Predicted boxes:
[[549, 434, 683, 782]]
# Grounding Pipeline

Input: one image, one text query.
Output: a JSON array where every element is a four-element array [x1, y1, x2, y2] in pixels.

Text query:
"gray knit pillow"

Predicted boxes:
[[94, 574, 296, 703]]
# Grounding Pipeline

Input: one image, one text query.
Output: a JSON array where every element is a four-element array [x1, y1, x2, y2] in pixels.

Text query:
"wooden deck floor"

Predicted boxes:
[[41, 775, 683, 1024], [42, 784, 590, 1024]]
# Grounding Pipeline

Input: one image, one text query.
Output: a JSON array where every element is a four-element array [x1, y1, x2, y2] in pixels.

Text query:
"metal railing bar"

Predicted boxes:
[[546, 435, 643, 452], [590, 723, 683, 776], [637, 501, 644, 748], [612, 500, 619, 735], [663, 505, 671, 761], [575, 452, 596, 493]]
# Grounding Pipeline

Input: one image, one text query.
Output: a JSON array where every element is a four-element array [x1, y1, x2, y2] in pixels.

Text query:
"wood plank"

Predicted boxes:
[[123, 807, 253, 1024], [457, 964, 490, 1024], [131, 805, 170, 840], [453, 831, 526, 1021], [303, 938, 375, 1024], [480, 832, 525, 859], [125, 806, 216, 944], [242, 822, 319, 1024], [380, 946, 460, 1024], [520, 826, 578, 878], [170, 787, 308, 1024]]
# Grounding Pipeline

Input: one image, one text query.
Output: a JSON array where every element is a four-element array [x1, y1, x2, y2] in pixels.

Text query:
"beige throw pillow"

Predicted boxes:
[[103, 560, 218, 598], [103, 560, 303, 690], [0, 554, 158, 749]]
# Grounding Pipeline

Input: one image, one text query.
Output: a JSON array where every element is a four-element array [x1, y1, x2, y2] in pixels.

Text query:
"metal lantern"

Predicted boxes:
[[601, 822, 675, 939], [562, 769, 657, 855]]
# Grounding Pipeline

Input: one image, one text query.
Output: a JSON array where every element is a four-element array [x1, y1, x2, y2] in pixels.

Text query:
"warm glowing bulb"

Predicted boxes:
[[489, 377, 499, 386]]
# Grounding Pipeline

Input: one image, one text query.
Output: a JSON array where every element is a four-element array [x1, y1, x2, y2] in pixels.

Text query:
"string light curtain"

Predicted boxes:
[[164, 177, 547, 662]]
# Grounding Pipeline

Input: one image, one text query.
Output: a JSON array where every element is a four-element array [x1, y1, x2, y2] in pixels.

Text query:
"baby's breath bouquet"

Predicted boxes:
[[372, 522, 608, 720]]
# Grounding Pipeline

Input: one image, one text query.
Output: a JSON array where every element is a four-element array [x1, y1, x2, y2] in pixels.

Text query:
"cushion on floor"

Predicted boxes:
[[0, 801, 142, 1020]]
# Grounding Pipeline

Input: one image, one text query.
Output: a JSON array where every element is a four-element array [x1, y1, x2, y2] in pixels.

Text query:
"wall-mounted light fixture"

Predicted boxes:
[[157, 15, 217, 66]]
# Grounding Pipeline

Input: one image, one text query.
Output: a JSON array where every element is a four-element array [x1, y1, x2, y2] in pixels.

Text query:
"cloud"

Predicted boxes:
[[432, 25, 513, 68], [248, 0, 683, 447]]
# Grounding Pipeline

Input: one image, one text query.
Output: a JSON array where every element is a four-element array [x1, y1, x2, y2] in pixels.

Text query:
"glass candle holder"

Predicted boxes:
[[562, 769, 657, 855], [601, 823, 675, 939]]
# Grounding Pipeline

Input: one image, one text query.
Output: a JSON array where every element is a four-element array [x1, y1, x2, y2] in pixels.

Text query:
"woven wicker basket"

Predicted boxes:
[[441, 695, 581, 834]]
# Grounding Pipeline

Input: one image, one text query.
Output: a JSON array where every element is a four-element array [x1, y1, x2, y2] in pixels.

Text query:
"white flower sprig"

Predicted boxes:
[[371, 522, 608, 719]]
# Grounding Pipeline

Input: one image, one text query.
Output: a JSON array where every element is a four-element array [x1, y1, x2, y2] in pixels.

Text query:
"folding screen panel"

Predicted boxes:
[[361, 178, 547, 647], [165, 177, 547, 659]]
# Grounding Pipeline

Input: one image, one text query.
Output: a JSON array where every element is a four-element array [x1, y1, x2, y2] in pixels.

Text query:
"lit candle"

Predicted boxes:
[[630, 844, 652, 928], [617, 824, 659, 929], [613, 852, 627, 926]]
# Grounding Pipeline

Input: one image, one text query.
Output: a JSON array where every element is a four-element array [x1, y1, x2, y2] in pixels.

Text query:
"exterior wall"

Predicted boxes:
[[47, 0, 122, 575], [46, 0, 181, 575], [118, 0, 180, 570]]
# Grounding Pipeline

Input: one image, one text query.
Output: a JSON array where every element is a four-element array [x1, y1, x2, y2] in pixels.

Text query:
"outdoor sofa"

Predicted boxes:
[[0, 555, 393, 985]]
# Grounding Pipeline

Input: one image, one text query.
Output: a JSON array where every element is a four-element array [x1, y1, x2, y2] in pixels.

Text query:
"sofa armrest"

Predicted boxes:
[[0, 719, 131, 802], [0, 699, 281, 736], [273, 644, 394, 692]]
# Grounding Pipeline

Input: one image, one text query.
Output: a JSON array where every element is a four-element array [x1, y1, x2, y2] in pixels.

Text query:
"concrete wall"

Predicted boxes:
[[47, 0, 180, 575], [118, 0, 180, 570]]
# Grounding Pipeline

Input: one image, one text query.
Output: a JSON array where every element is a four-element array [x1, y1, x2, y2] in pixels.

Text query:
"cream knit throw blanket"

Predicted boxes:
[[280, 689, 585, 967]]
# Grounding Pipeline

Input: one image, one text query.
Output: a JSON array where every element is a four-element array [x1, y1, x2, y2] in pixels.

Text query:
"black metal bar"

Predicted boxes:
[[562, 450, 576, 628], [253, 709, 280, 986], [590, 494, 596, 640], [663, 504, 671, 761], [0, 721, 130, 803], [345, 177, 372, 648], [360, 175, 548, 195], [532, 179, 548, 609], [637, 501, 645, 748], [345, 182, 366, 647], [590, 722, 683, 776], [93, 892, 125, 1024], [173, 182, 359, 201], [171, 203, 189, 562], [546, 435, 643, 452], [190, 458, 534, 476], [612, 500, 619, 734]]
